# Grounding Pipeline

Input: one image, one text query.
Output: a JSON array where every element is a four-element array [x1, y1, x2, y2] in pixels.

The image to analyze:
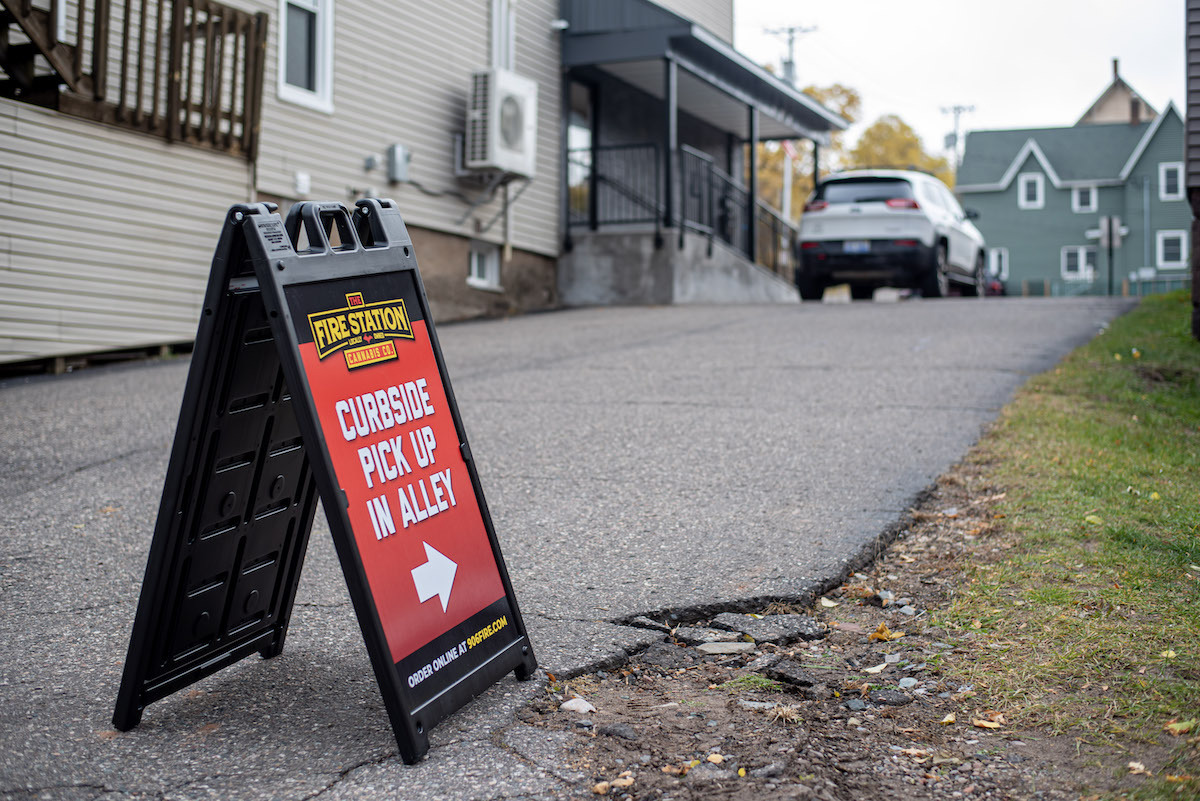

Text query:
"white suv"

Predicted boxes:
[[795, 169, 987, 300]]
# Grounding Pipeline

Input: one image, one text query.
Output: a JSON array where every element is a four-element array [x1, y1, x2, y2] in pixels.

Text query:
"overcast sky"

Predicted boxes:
[[732, 0, 1185, 161]]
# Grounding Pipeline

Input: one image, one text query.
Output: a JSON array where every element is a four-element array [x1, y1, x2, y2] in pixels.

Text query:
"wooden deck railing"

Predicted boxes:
[[1, 0, 266, 159]]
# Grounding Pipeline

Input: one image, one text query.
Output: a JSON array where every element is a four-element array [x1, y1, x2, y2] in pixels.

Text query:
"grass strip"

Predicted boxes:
[[940, 291, 1200, 797]]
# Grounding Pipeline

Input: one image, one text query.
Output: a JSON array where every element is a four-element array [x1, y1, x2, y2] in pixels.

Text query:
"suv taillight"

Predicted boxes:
[[885, 198, 920, 210], [804, 200, 828, 212]]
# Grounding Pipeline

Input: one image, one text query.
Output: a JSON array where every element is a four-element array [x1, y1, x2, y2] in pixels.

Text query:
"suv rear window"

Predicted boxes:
[[816, 178, 914, 204]]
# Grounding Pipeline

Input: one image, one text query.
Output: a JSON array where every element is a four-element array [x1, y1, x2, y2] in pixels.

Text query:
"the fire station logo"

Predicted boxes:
[[307, 292, 414, 369]]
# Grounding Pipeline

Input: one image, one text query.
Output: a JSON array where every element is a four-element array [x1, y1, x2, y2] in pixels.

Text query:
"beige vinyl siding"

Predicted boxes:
[[658, 0, 733, 42], [0, 98, 251, 364], [255, 0, 561, 258]]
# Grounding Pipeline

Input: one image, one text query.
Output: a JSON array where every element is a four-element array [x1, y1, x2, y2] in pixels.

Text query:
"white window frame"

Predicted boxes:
[[1071, 185, 1097, 213], [468, 242, 503, 290], [1156, 229, 1188, 270], [1159, 162, 1184, 202], [1017, 173, 1044, 210], [988, 247, 1009, 281], [1060, 245, 1097, 281], [277, 0, 334, 114]]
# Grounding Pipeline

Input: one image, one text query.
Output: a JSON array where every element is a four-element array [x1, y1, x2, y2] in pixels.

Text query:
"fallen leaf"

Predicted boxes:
[[611, 776, 634, 789], [940, 713, 956, 725], [1114, 353, 1122, 361], [1128, 761, 1153, 777], [1084, 515, 1104, 526], [982, 710, 1006, 725], [864, 662, 888, 675], [738, 768, 747, 777], [1166, 775, 1195, 782], [1150, 492, 1161, 500], [868, 623, 905, 642], [96, 730, 120, 740], [661, 765, 684, 776], [1161, 650, 1177, 660], [707, 754, 724, 764], [1165, 719, 1197, 736], [900, 748, 929, 758], [819, 597, 840, 608], [972, 719, 1001, 729], [592, 781, 611, 795], [546, 672, 557, 683], [100, 505, 120, 514], [844, 584, 875, 599], [970, 619, 982, 630]]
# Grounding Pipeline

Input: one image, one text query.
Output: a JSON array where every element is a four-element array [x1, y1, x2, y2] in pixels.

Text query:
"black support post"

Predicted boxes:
[[663, 57, 677, 231], [747, 105, 758, 264]]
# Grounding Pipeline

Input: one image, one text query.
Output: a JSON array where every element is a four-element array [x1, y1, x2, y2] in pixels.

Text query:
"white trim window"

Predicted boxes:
[[1071, 185, 1097, 213], [988, 247, 1009, 281], [1061, 245, 1097, 281], [1159, 162, 1184, 202], [278, 0, 334, 113], [1156, 230, 1188, 269], [468, 242, 502, 290], [1017, 173, 1044, 210]]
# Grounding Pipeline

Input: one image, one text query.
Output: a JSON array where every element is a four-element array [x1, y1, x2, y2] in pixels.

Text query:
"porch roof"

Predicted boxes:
[[560, 0, 847, 143]]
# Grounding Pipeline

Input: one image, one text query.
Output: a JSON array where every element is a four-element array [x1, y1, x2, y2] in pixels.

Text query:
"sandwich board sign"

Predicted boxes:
[[113, 199, 537, 763]]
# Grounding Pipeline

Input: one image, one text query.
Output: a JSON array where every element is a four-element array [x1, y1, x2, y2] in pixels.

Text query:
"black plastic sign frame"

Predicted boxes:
[[114, 199, 536, 763]]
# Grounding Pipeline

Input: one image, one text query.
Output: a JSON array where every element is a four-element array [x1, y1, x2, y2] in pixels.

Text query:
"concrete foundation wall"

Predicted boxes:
[[558, 227, 798, 306], [408, 225, 559, 323]]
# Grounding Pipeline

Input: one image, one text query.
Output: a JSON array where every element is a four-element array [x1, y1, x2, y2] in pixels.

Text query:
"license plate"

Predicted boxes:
[[843, 240, 870, 254]]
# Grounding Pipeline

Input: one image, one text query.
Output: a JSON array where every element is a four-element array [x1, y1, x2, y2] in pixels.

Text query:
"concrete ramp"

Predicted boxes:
[[559, 228, 799, 306]]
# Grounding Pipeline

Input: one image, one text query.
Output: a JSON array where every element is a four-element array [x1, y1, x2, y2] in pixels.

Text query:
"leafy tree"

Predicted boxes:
[[846, 115, 953, 187], [753, 83, 862, 222]]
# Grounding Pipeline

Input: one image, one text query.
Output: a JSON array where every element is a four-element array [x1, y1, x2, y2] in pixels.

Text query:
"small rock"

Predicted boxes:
[[875, 590, 896, 607], [750, 763, 784, 779], [674, 626, 742, 645], [884, 653, 902, 664], [745, 652, 784, 672], [738, 699, 777, 711], [898, 605, 918, 616], [897, 597, 913, 607], [575, 719, 594, 729], [686, 763, 733, 781], [870, 689, 912, 706], [710, 612, 826, 644], [636, 642, 694, 670], [765, 659, 819, 687], [696, 641, 755, 655], [802, 683, 832, 701], [561, 697, 596, 714], [629, 615, 671, 633], [898, 677, 919, 690], [845, 698, 867, 712], [846, 717, 862, 726], [597, 723, 638, 741]]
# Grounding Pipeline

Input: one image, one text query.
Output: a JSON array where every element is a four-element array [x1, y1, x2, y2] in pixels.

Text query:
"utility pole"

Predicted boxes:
[[765, 25, 816, 221], [764, 25, 816, 86], [941, 104, 974, 172]]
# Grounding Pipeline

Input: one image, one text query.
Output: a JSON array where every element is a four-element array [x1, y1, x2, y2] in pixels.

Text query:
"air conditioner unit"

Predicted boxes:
[[465, 68, 539, 178]]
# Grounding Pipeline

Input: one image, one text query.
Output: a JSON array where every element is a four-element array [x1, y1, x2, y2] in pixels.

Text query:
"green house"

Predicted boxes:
[[957, 65, 1188, 295]]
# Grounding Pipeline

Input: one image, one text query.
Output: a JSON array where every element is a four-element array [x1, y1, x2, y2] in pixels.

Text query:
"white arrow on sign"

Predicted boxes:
[[411, 542, 457, 612]]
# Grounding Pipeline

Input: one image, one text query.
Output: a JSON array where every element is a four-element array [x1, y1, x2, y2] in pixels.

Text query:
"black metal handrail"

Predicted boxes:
[[567, 144, 662, 229]]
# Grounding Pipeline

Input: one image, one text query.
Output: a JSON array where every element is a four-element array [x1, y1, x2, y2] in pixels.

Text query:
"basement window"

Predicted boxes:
[[468, 243, 502, 290]]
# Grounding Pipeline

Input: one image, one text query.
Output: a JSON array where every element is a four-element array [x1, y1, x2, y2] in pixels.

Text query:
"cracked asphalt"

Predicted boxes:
[[0, 297, 1132, 799]]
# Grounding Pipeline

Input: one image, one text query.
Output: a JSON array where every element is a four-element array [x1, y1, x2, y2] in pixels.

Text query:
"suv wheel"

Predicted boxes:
[[796, 273, 825, 301], [921, 244, 948, 298], [964, 253, 986, 298]]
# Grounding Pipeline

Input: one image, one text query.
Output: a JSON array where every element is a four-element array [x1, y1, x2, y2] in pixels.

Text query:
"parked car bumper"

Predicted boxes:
[[797, 240, 935, 288]]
